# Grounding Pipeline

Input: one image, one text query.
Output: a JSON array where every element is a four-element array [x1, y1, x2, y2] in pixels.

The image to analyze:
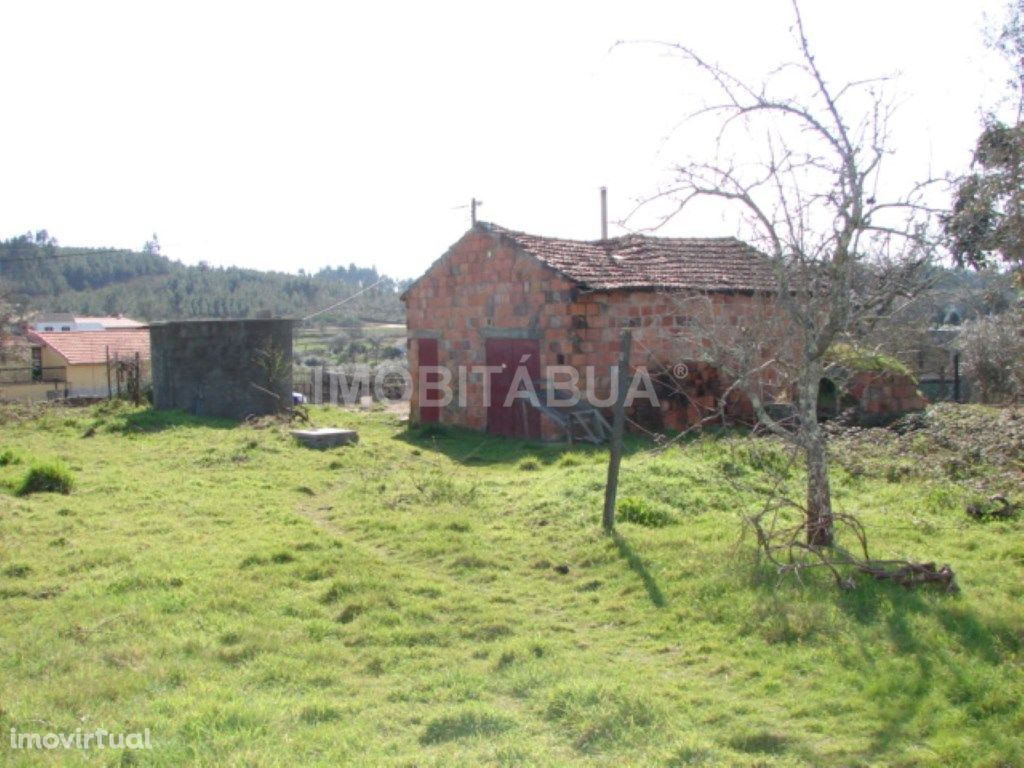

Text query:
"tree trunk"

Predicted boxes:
[[805, 429, 834, 547], [800, 376, 834, 547]]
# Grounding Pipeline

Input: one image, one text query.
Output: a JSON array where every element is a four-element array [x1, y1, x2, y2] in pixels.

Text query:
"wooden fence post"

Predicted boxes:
[[602, 329, 632, 532], [132, 351, 141, 405]]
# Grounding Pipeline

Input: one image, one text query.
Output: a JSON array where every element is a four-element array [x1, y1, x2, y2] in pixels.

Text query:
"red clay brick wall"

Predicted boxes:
[[848, 371, 927, 421], [404, 229, 763, 438], [405, 230, 578, 439], [566, 290, 763, 431]]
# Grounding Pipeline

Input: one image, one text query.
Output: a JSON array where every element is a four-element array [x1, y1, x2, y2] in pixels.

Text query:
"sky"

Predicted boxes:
[[0, 0, 1013, 279]]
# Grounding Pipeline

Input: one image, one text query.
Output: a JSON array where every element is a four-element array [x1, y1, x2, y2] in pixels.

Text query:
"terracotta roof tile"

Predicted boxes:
[[28, 329, 151, 365], [483, 222, 776, 292]]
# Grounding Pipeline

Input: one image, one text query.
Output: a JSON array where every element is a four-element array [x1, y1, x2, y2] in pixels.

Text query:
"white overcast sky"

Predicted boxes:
[[0, 0, 1012, 278]]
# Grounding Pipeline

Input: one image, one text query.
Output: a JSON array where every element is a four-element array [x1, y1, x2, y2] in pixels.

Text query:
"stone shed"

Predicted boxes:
[[402, 222, 777, 440], [150, 318, 294, 420]]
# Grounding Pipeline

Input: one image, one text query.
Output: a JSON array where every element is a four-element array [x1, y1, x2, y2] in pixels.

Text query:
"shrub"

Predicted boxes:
[[0, 448, 21, 466], [516, 457, 541, 472], [618, 497, 673, 527], [556, 452, 587, 468], [15, 461, 74, 496]]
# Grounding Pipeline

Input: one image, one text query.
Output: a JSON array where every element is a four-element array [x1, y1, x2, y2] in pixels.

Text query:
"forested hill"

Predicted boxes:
[[0, 233, 407, 324]]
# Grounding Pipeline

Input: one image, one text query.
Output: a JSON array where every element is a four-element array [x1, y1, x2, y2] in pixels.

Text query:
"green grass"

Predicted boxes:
[[0, 403, 1020, 766]]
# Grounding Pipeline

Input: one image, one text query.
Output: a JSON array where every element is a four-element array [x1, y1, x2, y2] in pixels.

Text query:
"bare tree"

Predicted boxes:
[[637, 1, 941, 548], [957, 305, 1024, 403]]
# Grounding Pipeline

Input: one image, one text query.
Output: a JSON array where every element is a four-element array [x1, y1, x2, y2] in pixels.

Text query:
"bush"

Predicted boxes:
[[516, 457, 541, 472], [556, 452, 588, 468], [618, 497, 673, 527], [16, 461, 74, 496], [0, 448, 21, 466]]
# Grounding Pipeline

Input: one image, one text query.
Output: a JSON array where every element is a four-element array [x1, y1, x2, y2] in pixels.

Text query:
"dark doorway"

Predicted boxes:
[[485, 338, 541, 439], [817, 378, 839, 420], [417, 338, 440, 423]]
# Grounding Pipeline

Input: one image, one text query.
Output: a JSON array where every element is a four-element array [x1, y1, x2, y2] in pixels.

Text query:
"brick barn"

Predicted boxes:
[[402, 222, 781, 441]]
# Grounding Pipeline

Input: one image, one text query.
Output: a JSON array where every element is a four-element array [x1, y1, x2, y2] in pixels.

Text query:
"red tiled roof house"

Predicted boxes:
[[402, 222, 777, 440], [17, 328, 151, 400]]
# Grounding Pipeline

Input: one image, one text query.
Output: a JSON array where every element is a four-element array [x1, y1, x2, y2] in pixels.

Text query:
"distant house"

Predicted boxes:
[[0, 327, 150, 401], [28, 314, 145, 332]]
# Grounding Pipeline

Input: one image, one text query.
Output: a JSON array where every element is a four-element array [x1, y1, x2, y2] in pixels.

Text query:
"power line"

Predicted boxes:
[[302, 276, 392, 321]]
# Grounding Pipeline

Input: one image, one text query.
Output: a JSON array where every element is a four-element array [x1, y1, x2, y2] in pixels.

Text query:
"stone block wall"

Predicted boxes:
[[150, 319, 294, 420]]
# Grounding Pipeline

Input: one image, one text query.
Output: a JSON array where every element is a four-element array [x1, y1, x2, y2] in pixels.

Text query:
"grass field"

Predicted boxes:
[[0, 403, 1021, 766]]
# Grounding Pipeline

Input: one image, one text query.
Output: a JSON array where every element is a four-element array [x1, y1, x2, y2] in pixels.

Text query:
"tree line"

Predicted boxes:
[[0, 233, 407, 325]]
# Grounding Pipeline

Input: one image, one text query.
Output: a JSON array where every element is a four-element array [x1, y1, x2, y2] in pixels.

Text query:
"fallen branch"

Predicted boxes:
[[746, 465, 958, 592], [853, 560, 958, 592], [966, 494, 1018, 520]]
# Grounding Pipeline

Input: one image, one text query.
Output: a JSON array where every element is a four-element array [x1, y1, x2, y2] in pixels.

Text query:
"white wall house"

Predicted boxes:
[[29, 314, 145, 333]]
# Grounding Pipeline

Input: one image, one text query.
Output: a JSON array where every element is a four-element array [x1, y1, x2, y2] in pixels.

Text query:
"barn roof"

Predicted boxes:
[[27, 328, 151, 365], [483, 223, 777, 292]]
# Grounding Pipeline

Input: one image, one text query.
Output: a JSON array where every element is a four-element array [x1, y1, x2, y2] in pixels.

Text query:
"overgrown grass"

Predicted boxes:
[[617, 496, 674, 527], [0, 403, 1020, 766], [0, 448, 22, 466], [826, 342, 916, 379], [14, 460, 74, 496]]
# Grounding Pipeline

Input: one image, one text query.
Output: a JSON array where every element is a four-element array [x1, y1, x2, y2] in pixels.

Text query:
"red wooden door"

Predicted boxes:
[[485, 338, 541, 439], [417, 338, 440, 423]]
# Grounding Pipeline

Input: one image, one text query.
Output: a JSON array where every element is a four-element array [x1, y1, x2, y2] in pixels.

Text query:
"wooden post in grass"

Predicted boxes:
[[602, 329, 632, 532], [132, 352, 142, 405]]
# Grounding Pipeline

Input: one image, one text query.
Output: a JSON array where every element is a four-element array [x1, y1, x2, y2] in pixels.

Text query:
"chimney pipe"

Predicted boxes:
[[600, 186, 608, 240]]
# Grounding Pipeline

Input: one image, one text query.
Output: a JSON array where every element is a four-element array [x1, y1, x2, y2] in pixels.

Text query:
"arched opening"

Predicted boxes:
[[817, 377, 839, 421]]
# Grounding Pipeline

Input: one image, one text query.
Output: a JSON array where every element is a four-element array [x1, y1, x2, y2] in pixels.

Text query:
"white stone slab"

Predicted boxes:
[[291, 428, 359, 448]]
